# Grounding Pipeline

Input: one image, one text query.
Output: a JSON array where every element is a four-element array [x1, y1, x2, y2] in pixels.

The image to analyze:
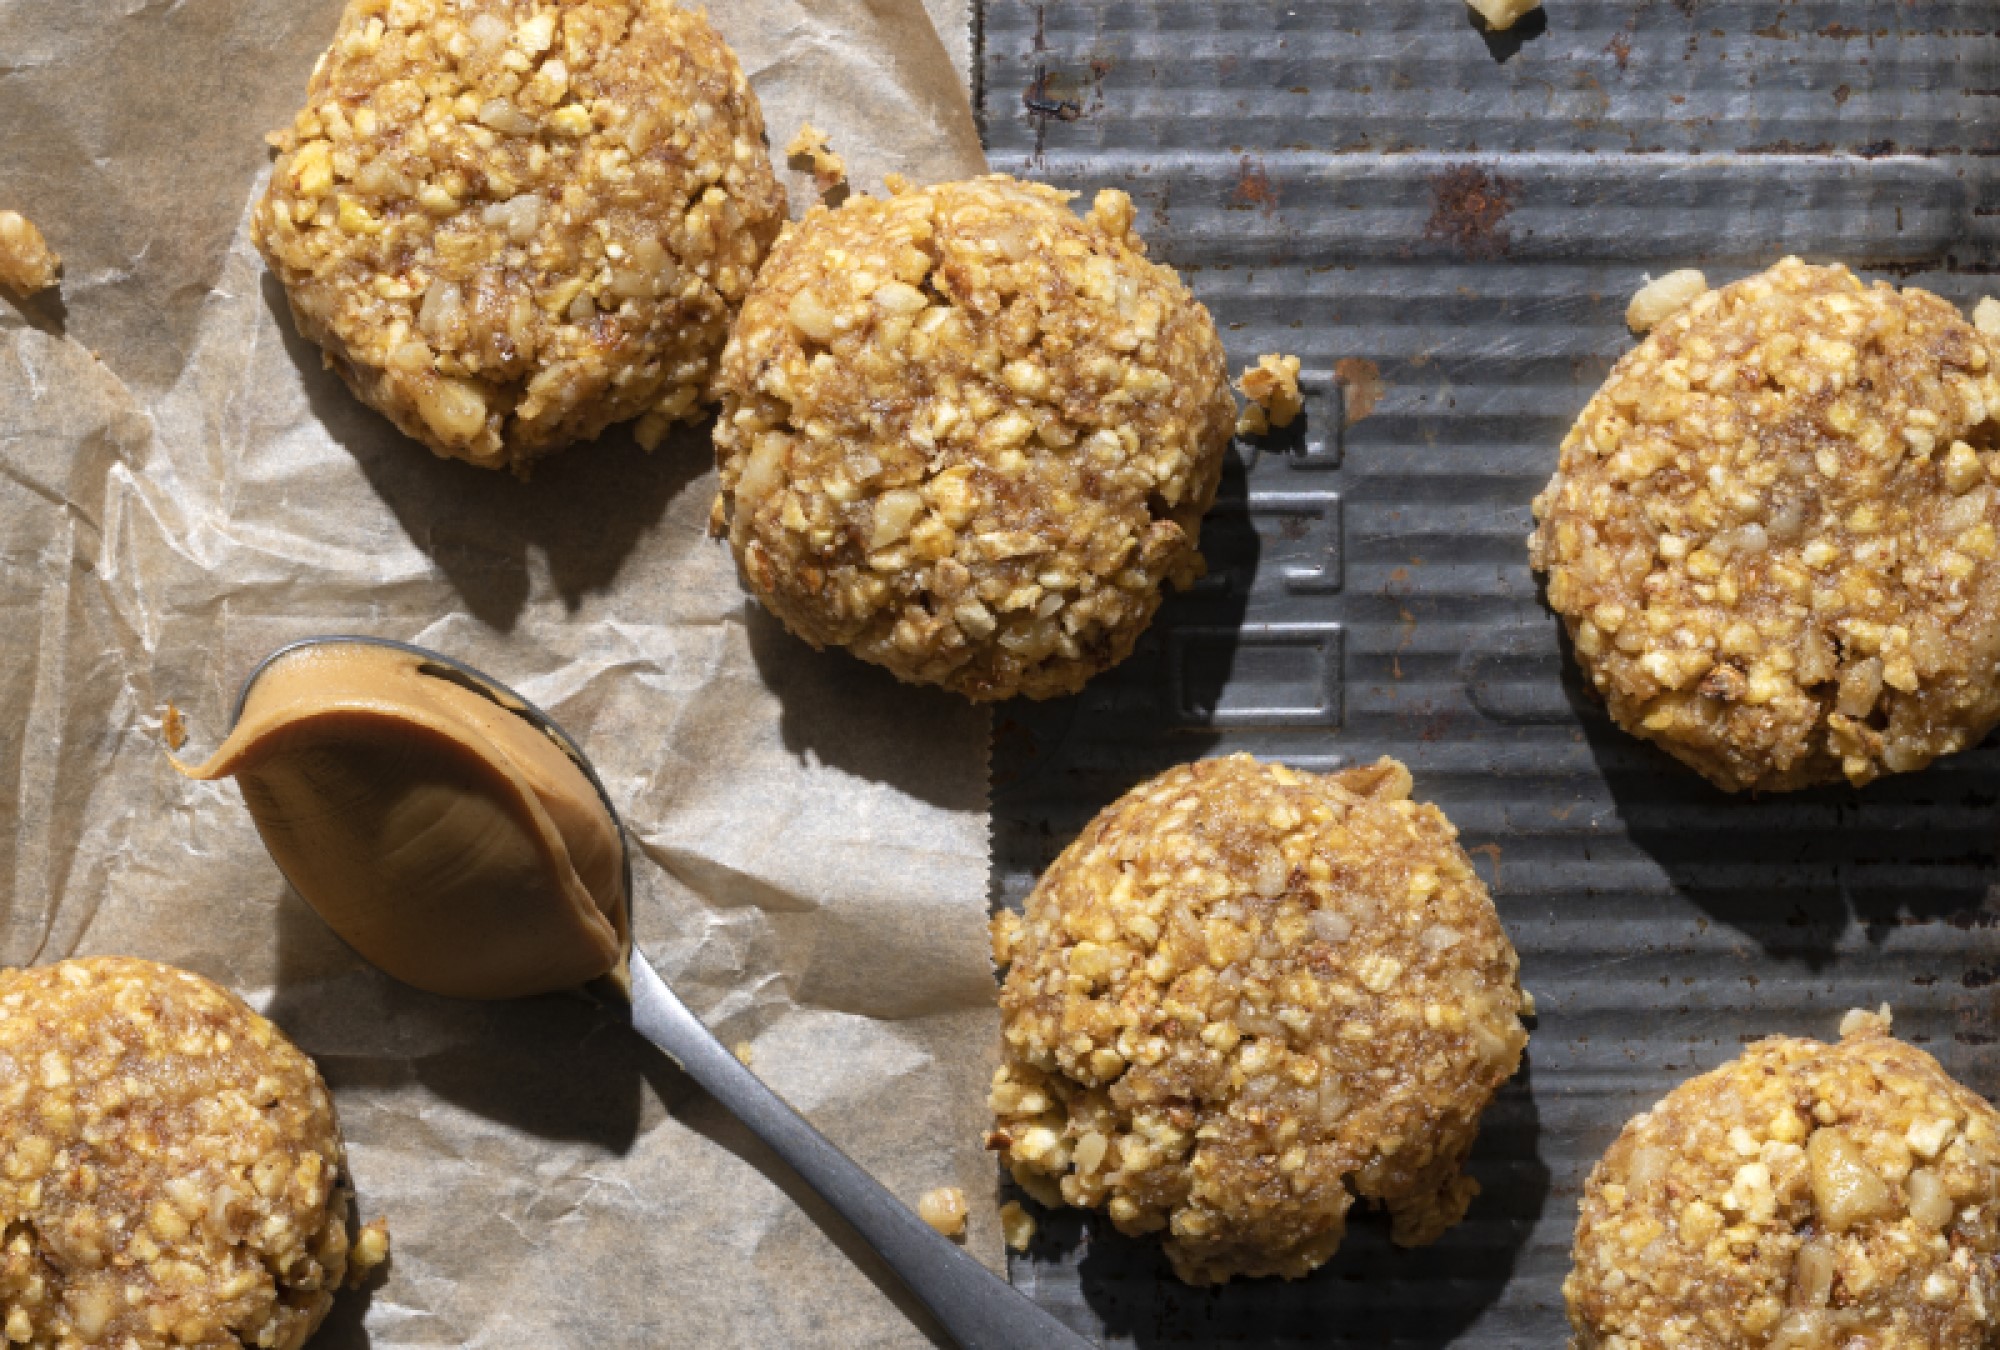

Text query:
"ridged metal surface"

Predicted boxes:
[[980, 3, 2000, 1344]]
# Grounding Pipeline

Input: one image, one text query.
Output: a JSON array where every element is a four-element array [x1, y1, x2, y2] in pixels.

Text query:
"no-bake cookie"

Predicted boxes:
[[989, 755, 1528, 1284], [0, 958, 370, 1349], [1531, 259, 2000, 791], [1567, 1009, 2000, 1349], [254, 0, 785, 472], [713, 174, 1234, 701]]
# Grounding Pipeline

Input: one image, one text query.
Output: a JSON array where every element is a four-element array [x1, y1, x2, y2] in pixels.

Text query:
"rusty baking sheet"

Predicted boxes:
[[979, 2, 2000, 1343]]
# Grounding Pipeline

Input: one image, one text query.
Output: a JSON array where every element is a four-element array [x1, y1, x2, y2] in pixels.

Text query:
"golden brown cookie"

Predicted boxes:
[[1566, 1010, 2000, 1349], [0, 958, 367, 1349], [1531, 258, 2000, 792], [989, 755, 1528, 1284], [254, 0, 785, 472], [712, 175, 1235, 701]]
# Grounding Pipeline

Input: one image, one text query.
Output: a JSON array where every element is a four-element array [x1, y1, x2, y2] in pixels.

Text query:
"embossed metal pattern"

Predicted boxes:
[[981, 3, 2000, 1344]]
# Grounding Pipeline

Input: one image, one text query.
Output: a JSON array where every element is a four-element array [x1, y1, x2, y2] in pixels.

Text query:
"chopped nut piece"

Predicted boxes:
[[1625, 269, 1708, 333], [1807, 1128, 1893, 1230], [1235, 353, 1304, 435], [992, 754, 1528, 1286], [785, 121, 848, 191], [1531, 259, 2000, 791], [714, 175, 1234, 701], [0, 210, 58, 296], [253, 0, 785, 473], [998, 1200, 1036, 1252], [1466, 0, 1542, 31], [1975, 296, 2000, 337], [347, 1218, 391, 1285], [917, 1187, 969, 1237], [1567, 1012, 2000, 1348], [0, 958, 369, 1347]]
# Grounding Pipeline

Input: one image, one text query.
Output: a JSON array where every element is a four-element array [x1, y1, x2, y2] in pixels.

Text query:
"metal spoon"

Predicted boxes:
[[225, 636, 1091, 1350]]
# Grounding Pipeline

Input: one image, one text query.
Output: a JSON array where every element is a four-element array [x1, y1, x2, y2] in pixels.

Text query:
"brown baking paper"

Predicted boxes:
[[0, 0, 999, 1344]]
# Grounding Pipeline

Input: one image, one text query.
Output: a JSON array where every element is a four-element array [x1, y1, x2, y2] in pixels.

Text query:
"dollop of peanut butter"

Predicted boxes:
[[179, 642, 627, 999]]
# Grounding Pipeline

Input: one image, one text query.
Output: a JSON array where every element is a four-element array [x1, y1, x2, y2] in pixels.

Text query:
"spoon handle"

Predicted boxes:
[[627, 951, 1095, 1350]]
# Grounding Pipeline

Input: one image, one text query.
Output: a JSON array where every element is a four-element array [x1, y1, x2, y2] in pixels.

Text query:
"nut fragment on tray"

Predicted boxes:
[[1566, 1008, 2000, 1349], [989, 755, 1529, 1285], [176, 640, 627, 1000], [0, 958, 374, 1349], [1466, 0, 1542, 32], [713, 174, 1235, 701], [0, 210, 59, 296], [1626, 270, 1708, 334], [253, 0, 786, 473], [1530, 258, 2000, 792], [1236, 352, 1303, 436]]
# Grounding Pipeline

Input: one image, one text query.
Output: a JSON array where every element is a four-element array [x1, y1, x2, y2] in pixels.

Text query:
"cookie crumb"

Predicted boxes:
[[1466, 0, 1541, 30], [999, 1200, 1037, 1252], [161, 702, 188, 751], [786, 122, 847, 192], [918, 1187, 968, 1237], [732, 1040, 755, 1066], [1626, 269, 1709, 333], [0, 210, 59, 295], [1235, 353, 1304, 435], [348, 1219, 391, 1286]]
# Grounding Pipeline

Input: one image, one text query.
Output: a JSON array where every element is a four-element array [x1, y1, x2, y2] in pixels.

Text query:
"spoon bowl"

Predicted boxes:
[[217, 635, 1089, 1350]]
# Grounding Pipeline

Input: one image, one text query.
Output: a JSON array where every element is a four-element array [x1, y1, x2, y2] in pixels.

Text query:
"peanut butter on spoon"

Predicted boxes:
[[177, 636, 1087, 1349], [177, 639, 627, 999]]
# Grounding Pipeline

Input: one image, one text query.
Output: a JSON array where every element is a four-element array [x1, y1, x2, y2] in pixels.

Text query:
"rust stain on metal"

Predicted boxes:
[[1023, 70, 1083, 123], [1469, 842, 1503, 887], [1572, 72, 1611, 130], [1605, 29, 1633, 71], [1334, 356, 1385, 425], [1423, 165, 1517, 259], [1231, 156, 1280, 213]]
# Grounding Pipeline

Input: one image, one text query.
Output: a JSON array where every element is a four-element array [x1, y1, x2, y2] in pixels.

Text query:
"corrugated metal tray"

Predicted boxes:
[[977, 3, 2000, 1343]]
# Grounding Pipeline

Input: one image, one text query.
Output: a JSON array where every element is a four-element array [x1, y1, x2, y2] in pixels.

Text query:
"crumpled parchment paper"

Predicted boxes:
[[0, 0, 998, 1344]]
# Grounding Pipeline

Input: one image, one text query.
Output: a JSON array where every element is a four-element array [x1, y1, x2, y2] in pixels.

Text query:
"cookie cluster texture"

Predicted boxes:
[[1531, 259, 2000, 792], [0, 958, 366, 1350], [255, 0, 785, 472], [712, 174, 1235, 701], [1566, 1010, 2000, 1350], [989, 755, 1529, 1284]]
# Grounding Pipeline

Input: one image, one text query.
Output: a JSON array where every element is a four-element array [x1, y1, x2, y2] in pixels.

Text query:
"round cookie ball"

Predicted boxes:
[[1530, 258, 2000, 792], [254, 0, 786, 473], [988, 755, 1529, 1284], [712, 175, 1235, 701], [1566, 1010, 2000, 1349], [0, 958, 365, 1349]]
